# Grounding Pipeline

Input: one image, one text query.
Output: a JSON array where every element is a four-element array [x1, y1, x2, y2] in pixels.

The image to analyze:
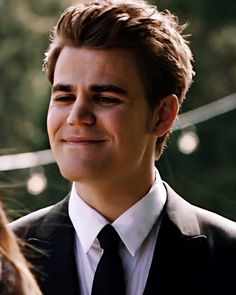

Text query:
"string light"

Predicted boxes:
[[177, 130, 199, 154], [27, 172, 47, 195]]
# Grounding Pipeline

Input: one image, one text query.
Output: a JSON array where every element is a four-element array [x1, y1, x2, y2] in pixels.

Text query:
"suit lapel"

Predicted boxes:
[[143, 214, 210, 295], [144, 184, 211, 295], [26, 197, 80, 295]]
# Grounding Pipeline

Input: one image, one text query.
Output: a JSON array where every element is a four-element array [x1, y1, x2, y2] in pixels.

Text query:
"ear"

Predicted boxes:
[[151, 94, 179, 137]]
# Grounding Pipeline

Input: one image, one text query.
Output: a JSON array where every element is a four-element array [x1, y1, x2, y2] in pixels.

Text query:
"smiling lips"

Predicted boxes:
[[62, 136, 106, 145]]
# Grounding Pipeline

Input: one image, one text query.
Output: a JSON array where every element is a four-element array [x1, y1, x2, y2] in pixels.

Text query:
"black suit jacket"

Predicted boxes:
[[11, 183, 236, 295]]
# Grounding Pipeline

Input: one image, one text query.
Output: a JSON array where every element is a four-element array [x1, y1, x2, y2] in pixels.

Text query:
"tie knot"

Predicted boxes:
[[97, 224, 121, 250]]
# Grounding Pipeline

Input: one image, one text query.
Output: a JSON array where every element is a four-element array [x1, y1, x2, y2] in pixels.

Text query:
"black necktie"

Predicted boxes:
[[91, 224, 126, 295]]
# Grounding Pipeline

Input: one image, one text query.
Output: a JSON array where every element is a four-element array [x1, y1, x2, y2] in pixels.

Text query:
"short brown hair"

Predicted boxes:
[[44, 0, 194, 158]]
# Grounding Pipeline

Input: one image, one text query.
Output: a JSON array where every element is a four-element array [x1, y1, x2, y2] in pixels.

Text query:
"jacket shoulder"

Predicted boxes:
[[10, 206, 53, 238], [195, 205, 236, 243], [10, 196, 70, 240], [164, 182, 236, 241]]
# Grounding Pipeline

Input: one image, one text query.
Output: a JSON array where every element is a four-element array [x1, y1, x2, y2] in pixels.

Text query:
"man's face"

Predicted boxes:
[[47, 46, 157, 183]]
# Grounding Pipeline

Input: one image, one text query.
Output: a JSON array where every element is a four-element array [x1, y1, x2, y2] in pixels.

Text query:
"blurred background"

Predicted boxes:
[[0, 0, 236, 220]]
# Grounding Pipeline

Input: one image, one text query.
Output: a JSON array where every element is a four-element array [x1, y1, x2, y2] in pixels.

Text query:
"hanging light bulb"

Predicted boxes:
[[177, 130, 199, 154], [27, 172, 47, 195]]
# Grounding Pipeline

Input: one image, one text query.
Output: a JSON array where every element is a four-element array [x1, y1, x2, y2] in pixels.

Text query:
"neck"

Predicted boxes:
[[74, 167, 156, 222]]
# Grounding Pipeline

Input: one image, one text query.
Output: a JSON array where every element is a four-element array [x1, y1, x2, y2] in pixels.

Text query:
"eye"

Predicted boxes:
[[53, 95, 75, 103], [95, 96, 122, 106]]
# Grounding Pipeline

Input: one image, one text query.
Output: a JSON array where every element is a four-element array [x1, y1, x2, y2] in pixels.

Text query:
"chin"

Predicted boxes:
[[58, 165, 97, 183], [59, 168, 83, 182]]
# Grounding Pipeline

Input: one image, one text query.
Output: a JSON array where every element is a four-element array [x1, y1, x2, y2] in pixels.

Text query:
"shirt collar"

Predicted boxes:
[[69, 187, 109, 253], [68, 169, 166, 256]]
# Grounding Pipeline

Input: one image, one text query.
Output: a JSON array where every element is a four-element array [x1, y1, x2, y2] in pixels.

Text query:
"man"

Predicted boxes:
[[12, 1, 236, 294]]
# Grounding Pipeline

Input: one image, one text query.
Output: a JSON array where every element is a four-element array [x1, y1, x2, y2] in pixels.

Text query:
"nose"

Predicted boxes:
[[66, 97, 96, 126]]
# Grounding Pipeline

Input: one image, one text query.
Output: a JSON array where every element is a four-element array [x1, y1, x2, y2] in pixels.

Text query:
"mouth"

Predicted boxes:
[[62, 137, 107, 146]]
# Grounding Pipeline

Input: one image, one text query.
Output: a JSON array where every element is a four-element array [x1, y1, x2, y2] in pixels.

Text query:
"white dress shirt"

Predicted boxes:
[[68, 169, 166, 295]]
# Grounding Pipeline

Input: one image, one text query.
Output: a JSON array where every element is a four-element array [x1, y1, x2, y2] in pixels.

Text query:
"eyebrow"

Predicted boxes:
[[52, 83, 127, 95], [91, 84, 127, 95], [52, 84, 73, 93]]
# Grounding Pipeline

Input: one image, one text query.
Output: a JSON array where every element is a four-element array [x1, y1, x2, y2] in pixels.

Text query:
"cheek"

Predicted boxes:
[[105, 112, 140, 145], [47, 110, 55, 138], [47, 107, 64, 139], [103, 111, 129, 137]]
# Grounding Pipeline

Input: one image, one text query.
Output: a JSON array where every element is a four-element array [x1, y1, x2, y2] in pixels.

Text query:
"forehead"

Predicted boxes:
[[53, 46, 145, 94]]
